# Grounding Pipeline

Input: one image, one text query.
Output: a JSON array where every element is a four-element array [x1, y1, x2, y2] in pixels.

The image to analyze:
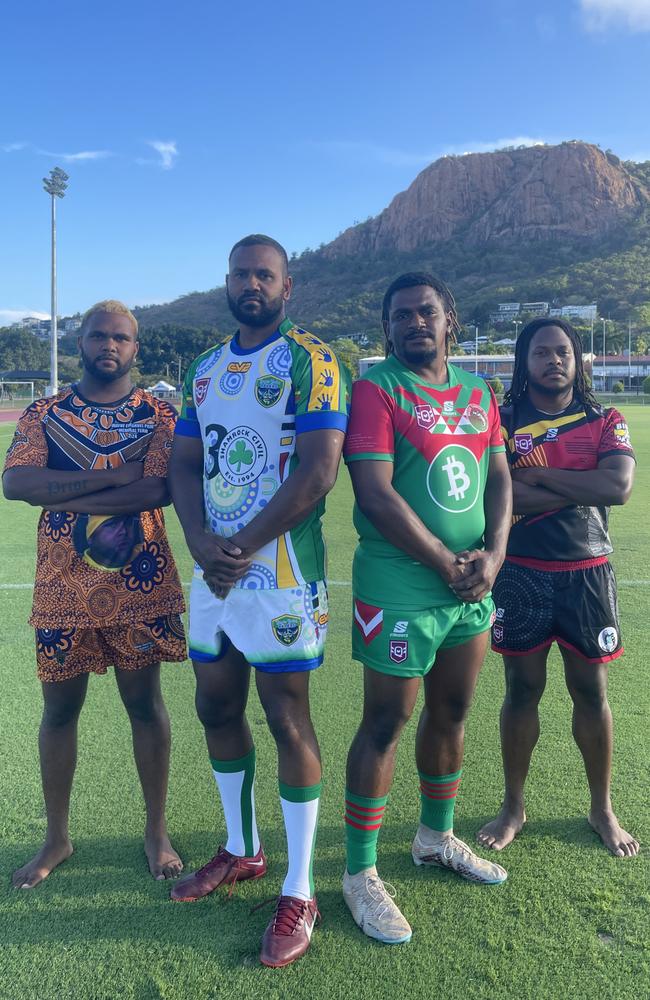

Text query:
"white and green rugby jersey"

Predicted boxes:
[[176, 317, 350, 589]]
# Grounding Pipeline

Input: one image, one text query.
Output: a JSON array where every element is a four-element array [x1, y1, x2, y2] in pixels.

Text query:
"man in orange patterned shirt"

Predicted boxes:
[[2, 300, 187, 888]]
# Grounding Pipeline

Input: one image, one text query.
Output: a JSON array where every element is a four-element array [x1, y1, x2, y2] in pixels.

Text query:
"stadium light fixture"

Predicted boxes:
[[42, 167, 69, 394]]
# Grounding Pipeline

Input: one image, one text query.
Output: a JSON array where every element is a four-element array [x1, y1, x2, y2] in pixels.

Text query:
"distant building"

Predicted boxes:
[[520, 302, 549, 315], [358, 356, 384, 376], [549, 303, 597, 322]]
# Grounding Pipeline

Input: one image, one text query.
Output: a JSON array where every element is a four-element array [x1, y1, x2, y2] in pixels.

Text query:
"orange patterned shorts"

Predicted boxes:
[[35, 614, 187, 683]]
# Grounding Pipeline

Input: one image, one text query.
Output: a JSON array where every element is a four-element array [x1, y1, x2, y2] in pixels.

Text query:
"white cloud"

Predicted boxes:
[[313, 136, 551, 169], [580, 0, 650, 31], [38, 148, 112, 162], [0, 309, 49, 327], [2, 142, 27, 153], [139, 140, 178, 170]]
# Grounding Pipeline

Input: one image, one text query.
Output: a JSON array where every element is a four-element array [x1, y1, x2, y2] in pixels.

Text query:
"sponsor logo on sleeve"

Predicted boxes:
[[194, 378, 211, 407], [389, 640, 409, 663], [613, 422, 631, 447], [514, 433, 534, 455]]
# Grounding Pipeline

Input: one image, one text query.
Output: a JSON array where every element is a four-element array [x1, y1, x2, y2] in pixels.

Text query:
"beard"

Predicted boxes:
[[527, 374, 572, 397], [80, 347, 134, 382], [226, 290, 285, 329], [398, 339, 440, 366]]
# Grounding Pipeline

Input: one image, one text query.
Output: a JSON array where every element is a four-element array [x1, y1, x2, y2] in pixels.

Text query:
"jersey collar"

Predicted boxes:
[[230, 320, 290, 356]]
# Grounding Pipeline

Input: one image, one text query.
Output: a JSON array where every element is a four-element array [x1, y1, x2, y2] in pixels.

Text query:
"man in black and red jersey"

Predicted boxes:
[[477, 317, 639, 858]]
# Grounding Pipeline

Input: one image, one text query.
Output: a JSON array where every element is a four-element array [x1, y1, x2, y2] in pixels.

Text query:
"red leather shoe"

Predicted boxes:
[[170, 845, 266, 902], [259, 895, 320, 967]]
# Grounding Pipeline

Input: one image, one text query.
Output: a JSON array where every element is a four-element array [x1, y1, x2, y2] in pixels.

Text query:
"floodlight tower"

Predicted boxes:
[[42, 167, 69, 394]]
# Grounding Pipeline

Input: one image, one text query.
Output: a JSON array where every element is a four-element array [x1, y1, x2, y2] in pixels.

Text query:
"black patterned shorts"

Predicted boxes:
[[491, 558, 622, 664]]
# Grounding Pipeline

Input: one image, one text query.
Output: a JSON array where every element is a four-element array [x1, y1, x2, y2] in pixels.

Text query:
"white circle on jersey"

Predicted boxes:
[[218, 426, 267, 486]]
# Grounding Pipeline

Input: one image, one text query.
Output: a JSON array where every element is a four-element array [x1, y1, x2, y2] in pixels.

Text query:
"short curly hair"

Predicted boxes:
[[80, 300, 138, 336]]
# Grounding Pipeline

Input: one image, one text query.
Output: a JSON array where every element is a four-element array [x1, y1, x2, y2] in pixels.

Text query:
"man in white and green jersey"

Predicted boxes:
[[342, 273, 512, 944], [169, 235, 349, 968]]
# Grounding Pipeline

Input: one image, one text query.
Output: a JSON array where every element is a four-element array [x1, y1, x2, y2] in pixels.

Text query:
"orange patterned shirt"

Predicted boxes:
[[4, 386, 185, 628]]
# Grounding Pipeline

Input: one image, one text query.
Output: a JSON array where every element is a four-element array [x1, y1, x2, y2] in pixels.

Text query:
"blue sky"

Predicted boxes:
[[1, 0, 649, 324]]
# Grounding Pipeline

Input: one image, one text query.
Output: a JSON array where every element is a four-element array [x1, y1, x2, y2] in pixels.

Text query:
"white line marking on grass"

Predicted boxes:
[[179, 579, 352, 588]]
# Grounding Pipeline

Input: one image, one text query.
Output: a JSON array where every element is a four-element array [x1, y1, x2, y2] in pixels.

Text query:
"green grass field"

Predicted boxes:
[[0, 414, 648, 1000]]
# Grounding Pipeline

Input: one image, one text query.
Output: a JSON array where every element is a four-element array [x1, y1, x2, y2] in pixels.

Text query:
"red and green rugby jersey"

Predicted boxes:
[[501, 397, 635, 563], [176, 318, 350, 589], [344, 355, 504, 609]]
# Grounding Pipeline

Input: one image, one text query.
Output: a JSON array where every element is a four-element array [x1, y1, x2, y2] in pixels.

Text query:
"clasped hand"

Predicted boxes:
[[442, 548, 503, 603], [189, 531, 251, 600]]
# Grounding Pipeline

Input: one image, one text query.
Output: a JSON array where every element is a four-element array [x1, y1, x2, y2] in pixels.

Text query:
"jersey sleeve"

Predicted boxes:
[[344, 379, 395, 463], [174, 360, 202, 439], [3, 401, 49, 471], [291, 341, 350, 435], [487, 386, 506, 453], [143, 400, 177, 477], [598, 407, 635, 461]]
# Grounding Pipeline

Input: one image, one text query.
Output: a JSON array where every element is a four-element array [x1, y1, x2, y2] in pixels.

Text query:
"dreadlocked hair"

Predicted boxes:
[[381, 272, 461, 357], [503, 316, 598, 408]]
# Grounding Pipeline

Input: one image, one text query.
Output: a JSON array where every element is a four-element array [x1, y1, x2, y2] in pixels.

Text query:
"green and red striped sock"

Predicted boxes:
[[418, 769, 462, 833], [344, 789, 388, 875]]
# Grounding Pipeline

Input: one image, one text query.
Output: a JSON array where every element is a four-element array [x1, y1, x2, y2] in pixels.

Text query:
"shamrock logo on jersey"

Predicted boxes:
[[228, 440, 253, 472]]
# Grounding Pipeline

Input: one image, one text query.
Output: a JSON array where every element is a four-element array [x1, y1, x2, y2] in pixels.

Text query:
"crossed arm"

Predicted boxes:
[[511, 454, 635, 513], [348, 449, 512, 603], [169, 429, 345, 595], [2, 463, 170, 514]]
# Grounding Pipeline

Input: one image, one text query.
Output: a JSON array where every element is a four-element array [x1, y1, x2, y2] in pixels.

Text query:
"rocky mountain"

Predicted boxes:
[[134, 142, 650, 339], [323, 142, 649, 256]]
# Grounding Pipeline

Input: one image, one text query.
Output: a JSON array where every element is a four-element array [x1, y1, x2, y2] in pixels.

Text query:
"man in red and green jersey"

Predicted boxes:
[[342, 273, 512, 945]]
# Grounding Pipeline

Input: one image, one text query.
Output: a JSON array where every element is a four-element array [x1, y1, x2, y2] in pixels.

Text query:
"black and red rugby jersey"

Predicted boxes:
[[501, 397, 634, 564]]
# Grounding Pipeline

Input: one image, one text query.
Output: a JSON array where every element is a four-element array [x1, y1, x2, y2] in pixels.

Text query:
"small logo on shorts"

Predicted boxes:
[[195, 378, 211, 406], [514, 433, 534, 455], [272, 614, 303, 646], [391, 620, 409, 635], [389, 640, 409, 663], [493, 624, 504, 643], [597, 626, 618, 653]]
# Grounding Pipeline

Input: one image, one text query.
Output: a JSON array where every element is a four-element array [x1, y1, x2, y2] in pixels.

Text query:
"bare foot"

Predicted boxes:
[[12, 838, 73, 889], [477, 806, 526, 851], [145, 832, 183, 880], [588, 809, 640, 858]]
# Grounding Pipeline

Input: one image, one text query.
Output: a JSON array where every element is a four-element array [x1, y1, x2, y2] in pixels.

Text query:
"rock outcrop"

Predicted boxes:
[[323, 142, 648, 257]]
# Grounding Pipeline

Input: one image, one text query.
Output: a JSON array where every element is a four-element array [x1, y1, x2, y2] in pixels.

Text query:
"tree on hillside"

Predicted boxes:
[[0, 329, 49, 371]]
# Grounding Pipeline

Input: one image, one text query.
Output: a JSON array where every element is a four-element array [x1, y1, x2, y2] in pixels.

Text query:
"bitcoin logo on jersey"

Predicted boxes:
[[427, 445, 480, 513]]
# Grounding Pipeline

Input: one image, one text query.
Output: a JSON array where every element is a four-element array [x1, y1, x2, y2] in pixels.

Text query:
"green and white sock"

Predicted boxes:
[[419, 768, 462, 834], [279, 780, 321, 901], [210, 749, 260, 857]]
